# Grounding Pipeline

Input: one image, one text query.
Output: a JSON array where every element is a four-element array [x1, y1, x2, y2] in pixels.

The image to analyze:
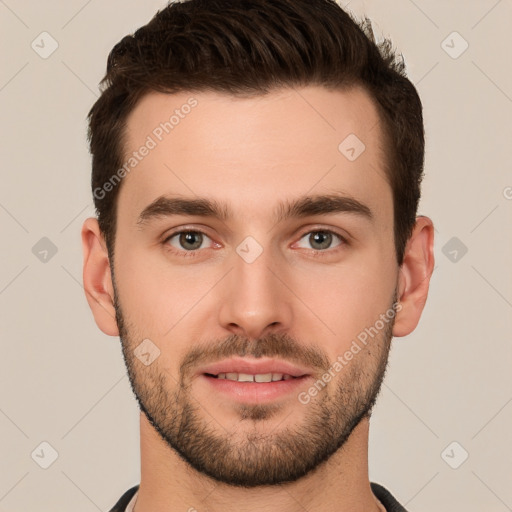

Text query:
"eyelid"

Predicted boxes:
[[293, 224, 350, 242], [162, 224, 214, 241]]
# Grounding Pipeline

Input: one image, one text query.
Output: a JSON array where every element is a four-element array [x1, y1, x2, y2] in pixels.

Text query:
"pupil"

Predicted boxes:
[[181, 232, 202, 250], [311, 231, 331, 250]]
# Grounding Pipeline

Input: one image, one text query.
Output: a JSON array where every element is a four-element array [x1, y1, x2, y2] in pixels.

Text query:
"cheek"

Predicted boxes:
[[293, 247, 397, 350], [114, 247, 169, 329], [114, 245, 216, 339]]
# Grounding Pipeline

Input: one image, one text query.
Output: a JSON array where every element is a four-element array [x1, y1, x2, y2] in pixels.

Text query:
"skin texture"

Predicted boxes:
[[82, 85, 434, 512]]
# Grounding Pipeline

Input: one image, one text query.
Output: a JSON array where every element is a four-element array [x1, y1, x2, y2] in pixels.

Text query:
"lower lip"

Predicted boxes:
[[200, 374, 311, 402]]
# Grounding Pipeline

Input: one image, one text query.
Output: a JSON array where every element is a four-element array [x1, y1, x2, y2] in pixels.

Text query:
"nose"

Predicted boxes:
[[217, 244, 293, 341]]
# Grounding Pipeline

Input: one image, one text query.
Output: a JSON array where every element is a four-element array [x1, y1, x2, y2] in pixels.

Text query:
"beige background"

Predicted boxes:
[[1, 0, 511, 511]]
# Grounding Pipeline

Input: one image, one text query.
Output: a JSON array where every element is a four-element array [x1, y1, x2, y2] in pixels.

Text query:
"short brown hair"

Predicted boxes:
[[88, 0, 424, 265]]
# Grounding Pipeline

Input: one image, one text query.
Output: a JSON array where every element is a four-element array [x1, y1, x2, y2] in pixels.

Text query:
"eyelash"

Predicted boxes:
[[162, 228, 349, 258]]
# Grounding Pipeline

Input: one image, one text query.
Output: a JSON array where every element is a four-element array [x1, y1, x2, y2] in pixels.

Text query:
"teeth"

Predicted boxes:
[[215, 372, 294, 382], [254, 373, 272, 383]]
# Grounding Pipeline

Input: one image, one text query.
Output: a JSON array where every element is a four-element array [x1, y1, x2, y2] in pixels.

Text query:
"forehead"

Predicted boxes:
[[118, 86, 391, 226]]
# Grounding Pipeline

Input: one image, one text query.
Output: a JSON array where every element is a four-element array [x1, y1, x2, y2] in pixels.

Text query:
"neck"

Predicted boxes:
[[134, 413, 383, 512]]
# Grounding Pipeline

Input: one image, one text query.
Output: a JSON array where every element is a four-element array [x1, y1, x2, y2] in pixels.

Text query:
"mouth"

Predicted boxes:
[[199, 357, 311, 380], [197, 358, 312, 403], [204, 372, 302, 382]]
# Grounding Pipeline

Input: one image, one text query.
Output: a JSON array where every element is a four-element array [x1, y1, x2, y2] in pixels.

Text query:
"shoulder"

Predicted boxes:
[[370, 482, 408, 512], [108, 485, 140, 512]]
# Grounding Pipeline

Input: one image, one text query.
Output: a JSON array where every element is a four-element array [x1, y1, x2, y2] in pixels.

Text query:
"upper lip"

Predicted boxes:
[[199, 357, 311, 378]]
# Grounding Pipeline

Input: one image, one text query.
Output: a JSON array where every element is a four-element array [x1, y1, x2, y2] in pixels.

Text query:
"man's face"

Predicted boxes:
[[111, 86, 399, 486]]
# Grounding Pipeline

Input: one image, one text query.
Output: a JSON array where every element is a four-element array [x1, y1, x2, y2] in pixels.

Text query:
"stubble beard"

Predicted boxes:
[[113, 278, 395, 487]]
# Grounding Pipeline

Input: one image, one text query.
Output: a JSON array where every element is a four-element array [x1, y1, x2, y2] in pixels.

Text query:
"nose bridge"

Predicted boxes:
[[217, 239, 292, 338]]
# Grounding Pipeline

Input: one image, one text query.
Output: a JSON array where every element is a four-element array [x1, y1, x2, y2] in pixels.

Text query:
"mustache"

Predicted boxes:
[[180, 332, 330, 378]]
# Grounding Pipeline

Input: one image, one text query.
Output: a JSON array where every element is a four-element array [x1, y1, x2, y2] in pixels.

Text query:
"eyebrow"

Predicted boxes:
[[136, 193, 373, 227]]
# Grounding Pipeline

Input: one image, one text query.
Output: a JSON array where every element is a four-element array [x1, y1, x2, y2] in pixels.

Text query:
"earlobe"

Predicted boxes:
[[392, 216, 435, 337], [81, 217, 119, 336]]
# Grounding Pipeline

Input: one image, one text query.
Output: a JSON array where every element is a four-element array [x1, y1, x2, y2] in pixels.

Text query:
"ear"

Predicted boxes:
[[393, 216, 435, 337], [81, 217, 119, 336]]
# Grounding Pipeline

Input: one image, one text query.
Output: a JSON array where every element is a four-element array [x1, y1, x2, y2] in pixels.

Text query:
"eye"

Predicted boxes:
[[164, 230, 213, 252], [295, 230, 346, 251]]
